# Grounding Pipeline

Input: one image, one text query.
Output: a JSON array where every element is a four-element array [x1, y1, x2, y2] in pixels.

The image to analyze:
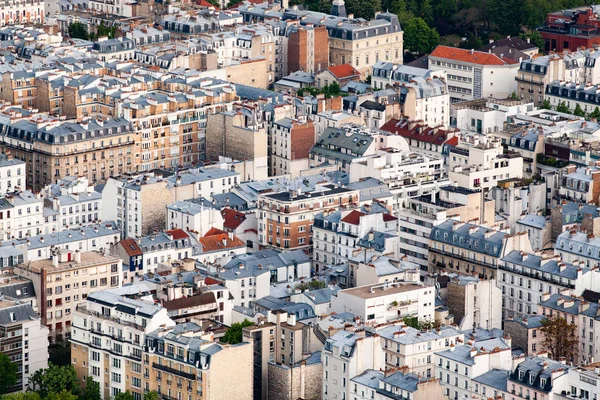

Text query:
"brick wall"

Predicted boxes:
[[268, 361, 322, 400], [290, 121, 315, 160], [288, 29, 307, 74], [447, 283, 466, 325], [314, 27, 329, 72]]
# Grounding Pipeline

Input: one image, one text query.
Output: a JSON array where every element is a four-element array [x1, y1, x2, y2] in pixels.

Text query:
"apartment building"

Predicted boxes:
[[269, 118, 315, 178], [508, 356, 571, 400], [371, 63, 449, 128], [499, 251, 593, 320], [5, 222, 120, 262], [555, 227, 600, 268], [147, 323, 253, 400], [13, 250, 121, 341], [257, 183, 359, 253], [0, 117, 136, 192], [330, 282, 435, 324], [0, 299, 48, 392], [166, 199, 224, 237], [287, 25, 329, 74], [0, 190, 44, 240], [0, 152, 25, 195], [446, 276, 502, 330], [0, 70, 37, 108], [70, 289, 176, 400], [538, 293, 600, 364], [377, 324, 463, 377], [0, 0, 44, 25], [448, 135, 523, 191], [550, 201, 600, 243], [347, 253, 420, 288], [554, 363, 600, 400], [42, 176, 102, 233], [313, 202, 397, 273], [102, 174, 175, 238], [545, 80, 600, 114], [353, 369, 446, 400], [243, 310, 320, 400], [429, 46, 520, 103], [167, 168, 240, 201], [503, 315, 546, 356], [453, 98, 533, 135], [206, 110, 269, 181], [396, 185, 495, 271], [428, 220, 533, 280], [435, 335, 513, 400], [322, 330, 385, 400], [558, 165, 600, 205]]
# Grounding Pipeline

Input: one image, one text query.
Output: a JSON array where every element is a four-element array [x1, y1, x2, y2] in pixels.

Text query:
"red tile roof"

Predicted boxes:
[[341, 210, 365, 225], [327, 64, 361, 79], [120, 238, 142, 257], [430, 45, 519, 65], [380, 118, 457, 145], [197, 0, 219, 8], [445, 136, 459, 147], [227, 0, 261, 8], [162, 292, 216, 311], [383, 214, 397, 222], [204, 277, 223, 285], [205, 227, 228, 236], [221, 208, 247, 230], [199, 233, 245, 252], [166, 229, 189, 240]]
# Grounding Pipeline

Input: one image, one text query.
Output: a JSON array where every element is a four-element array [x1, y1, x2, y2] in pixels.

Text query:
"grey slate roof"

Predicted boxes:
[[310, 127, 374, 162], [472, 369, 509, 391], [301, 286, 340, 304], [559, 201, 600, 225], [430, 220, 506, 258], [501, 251, 587, 280], [0, 302, 38, 325], [351, 369, 383, 389]]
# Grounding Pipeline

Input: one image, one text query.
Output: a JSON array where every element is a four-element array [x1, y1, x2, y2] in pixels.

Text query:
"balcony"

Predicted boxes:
[[152, 363, 196, 380]]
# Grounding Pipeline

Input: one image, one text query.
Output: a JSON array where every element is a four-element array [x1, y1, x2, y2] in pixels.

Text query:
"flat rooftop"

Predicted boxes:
[[17, 252, 120, 273], [340, 282, 428, 299]]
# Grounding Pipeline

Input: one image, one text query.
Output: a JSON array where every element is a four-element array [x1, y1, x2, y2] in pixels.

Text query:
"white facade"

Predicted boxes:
[[0, 154, 25, 195], [0, 0, 44, 25], [453, 99, 534, 134], [166, 200, 224, 237], [448, 135, 523, 190], [330, 282, 435, 324], [322, 330, 385, 400], [0, 190, 44, 241]]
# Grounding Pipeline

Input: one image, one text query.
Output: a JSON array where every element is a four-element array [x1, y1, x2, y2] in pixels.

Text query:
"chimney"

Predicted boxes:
[[74, 250, 81, 263], [52, 253, 59, 268], [470, 49, 474, 55]]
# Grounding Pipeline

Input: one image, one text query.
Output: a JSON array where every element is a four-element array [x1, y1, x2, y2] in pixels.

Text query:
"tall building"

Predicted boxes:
[[287, 25, 329, 74], [0, 298, 49, 392], [13, 250, 121, 341]]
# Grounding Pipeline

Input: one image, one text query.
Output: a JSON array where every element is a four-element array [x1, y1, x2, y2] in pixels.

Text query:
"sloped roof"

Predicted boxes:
[[430, 45, 519, 65], [166, 229, 189, 240], [221, 208, 247, 230], [120, 238, 143, 257], [199, 233, 245, 253], [341, 210, 365, 225], [326, 64, 361, 79]]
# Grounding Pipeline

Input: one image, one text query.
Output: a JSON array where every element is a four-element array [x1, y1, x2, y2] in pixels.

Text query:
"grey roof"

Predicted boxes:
[[254, 296, 316, 320], [0, 153, 25, 168], [87, 289, 162, 318], [380, 371, 422, 393], [348, 178, 392, 201], [351, 369, 383, 389], [378, 325, 462, 345], [301, 286, 340, 304], [220, 249, 309, 281], [0, 302, 38, 325], [559, 201, 600, 225], [0, 276, 35, 300], [472, 369, 509, 391], [350, 253, 418, 277], [166, 168, 238, 188], [310, 127, 374, 162], [436, 337, 510, 365], [517, 214, 547, 230], [509, 315, 545, 329], [556, 229, 600, 262], [501, 251, 587, 280], [430, 220, 506, 258], [509, 356, 570, 392], [1, 222, 119, 250]]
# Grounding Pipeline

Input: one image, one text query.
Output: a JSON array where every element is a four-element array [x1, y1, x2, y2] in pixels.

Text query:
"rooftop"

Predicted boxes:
[[339, 281, 429, 299]]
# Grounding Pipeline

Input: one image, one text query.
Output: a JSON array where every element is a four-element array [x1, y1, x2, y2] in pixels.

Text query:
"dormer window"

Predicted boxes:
[[540, 378, 546, 387], [519, 370, 525, 380]]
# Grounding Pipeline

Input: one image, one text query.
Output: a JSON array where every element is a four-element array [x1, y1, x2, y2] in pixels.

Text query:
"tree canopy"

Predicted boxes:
[[67, 22, 88, 41], [0, 353, 18, 394], [221, 319, 254, 344], [113, 392, 134, 400], [404, 17, 440, 55], [28, 364, 79, 399], [540, 315, 578, 362]]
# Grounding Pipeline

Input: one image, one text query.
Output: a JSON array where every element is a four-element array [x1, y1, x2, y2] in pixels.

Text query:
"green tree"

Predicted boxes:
[[45, 391, 78, 400], [574, 103, 585, 117], [540, 99, 551, 110], [0, 392, 41, 400], [48, 341, 71, 367], [488, 0, 523, 35], [0, 353, 18, 394], [220, 319, 254, 344], [113, 392, 134, 400], [317, 0, 332, 13], [589, 106, 600, 120], [404, 17, 440, 55], [509, 91, 519, 100], [556, 101, 570, 114], [344, 0, 381, 20], [540, 315, 578, 362], [143, 391, 160, 400], [96, 21, 117, 39], [28, 364, 79, 398], [67, 22, 89, 40], [80, 377, 100, 400], [519, 31, 544, 52]]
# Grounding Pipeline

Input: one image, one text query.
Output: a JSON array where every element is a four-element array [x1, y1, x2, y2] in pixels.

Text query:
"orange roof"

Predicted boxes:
[[430, 46, 519, 66], [221, 208, 247, 230], [197, 0, 219, 8], [341, 210, 365, 225], [199, 233, 245, 252], [166, 229, 189, 240], [205, 227, 228, 236], [204, 276, 223, 285], [120, 238, 142, 257], [327, 64, 361, 79]]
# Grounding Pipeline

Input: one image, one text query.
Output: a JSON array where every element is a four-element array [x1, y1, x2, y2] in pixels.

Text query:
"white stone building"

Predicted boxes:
[[0, 153, 25, 195], [166, 199, 224, 237]]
